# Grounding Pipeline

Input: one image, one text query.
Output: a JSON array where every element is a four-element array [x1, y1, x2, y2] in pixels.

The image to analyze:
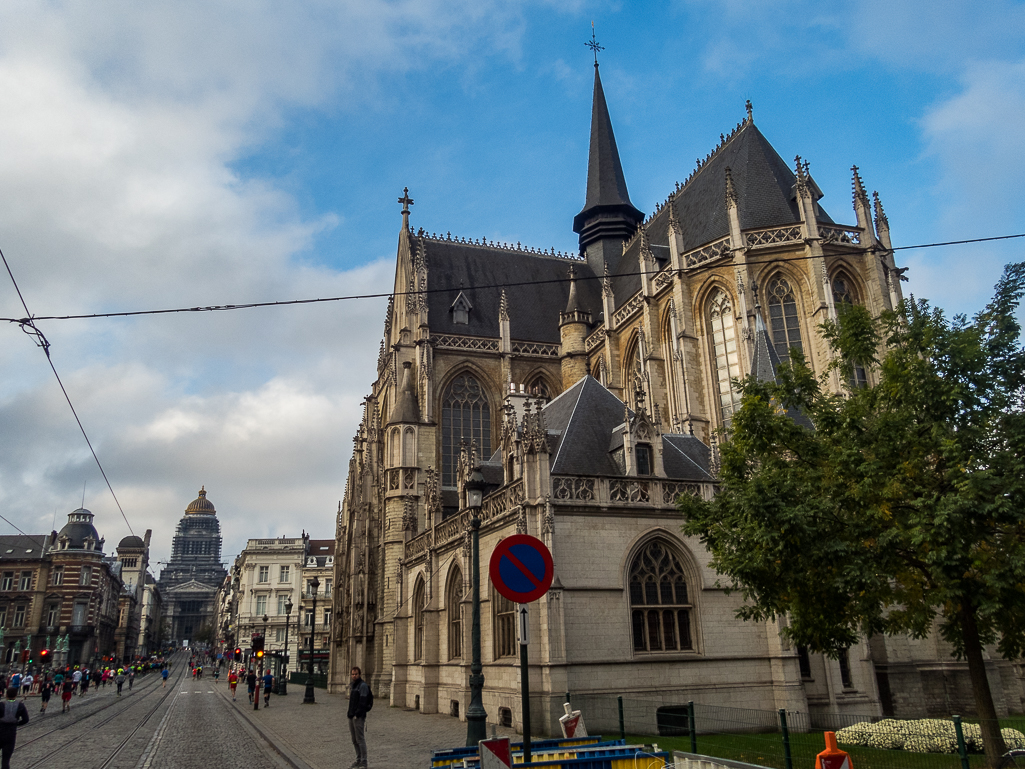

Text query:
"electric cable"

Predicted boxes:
[[0, 232, 1021, 325], [1, 245, 136, 538]]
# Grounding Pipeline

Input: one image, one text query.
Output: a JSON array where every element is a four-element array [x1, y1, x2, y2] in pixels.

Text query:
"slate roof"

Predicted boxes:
[[609, 120, 837, 305], [543, 376, 714, 481], [749, 312, 815, 431], [418, 237, 601, 342], [572, 64, 644, 237], [0, 534, 51, 561]]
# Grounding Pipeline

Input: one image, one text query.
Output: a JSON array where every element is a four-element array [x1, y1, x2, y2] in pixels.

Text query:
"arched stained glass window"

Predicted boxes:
[[767, 276, 803, 359], [708, 290, 742, 426], [413, 579, 426, 661], [629, 539, 694, 653], [447, 568, 463, 660], [831, 272, 868, 389], [441, 374, 491, 488]]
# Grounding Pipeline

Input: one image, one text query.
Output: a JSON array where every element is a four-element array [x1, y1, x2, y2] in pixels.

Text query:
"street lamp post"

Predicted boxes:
[[280, 599, 292, 695], [303, 577, 320, 704], [465, 466, 488, 746]]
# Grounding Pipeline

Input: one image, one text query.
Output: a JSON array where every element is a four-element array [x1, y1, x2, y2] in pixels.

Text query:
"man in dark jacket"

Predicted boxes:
[[346, 667, 371, 769], [1, 686, 30, 769]]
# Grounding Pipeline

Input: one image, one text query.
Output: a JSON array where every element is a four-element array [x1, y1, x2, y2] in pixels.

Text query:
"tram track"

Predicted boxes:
[[17, 654, 191, 769]]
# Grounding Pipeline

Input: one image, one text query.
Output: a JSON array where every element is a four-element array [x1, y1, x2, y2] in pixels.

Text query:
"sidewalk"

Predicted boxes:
[[219, 681, 516, 769]]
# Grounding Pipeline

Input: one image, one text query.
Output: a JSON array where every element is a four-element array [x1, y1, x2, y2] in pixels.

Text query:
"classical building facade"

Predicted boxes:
[[298, 539, 334, 677], [230, 535, 306, 675], [114, 530, 160, 660], [158, 488, 228, 645], [0, 534, 52, 669], [329, 63, 1023, 733]]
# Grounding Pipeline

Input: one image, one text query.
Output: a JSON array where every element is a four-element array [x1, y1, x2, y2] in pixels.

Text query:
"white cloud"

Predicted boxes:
[[0, 0, 533, 565]]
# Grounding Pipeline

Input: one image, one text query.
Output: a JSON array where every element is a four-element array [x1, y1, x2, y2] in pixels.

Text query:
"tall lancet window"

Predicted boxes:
[[766, 276, 804, 359], [832, 272, 868, 389], [708, 289, 742, 427], [441, 373, 491, 488]]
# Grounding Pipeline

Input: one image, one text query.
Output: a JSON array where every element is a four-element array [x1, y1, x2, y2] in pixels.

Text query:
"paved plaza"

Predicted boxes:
[[221, 679, 516, 769]]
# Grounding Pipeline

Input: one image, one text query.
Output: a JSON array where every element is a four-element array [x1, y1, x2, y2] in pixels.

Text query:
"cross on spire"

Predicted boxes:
[[398, 187, 414, 229], [586, 21, 604, 66]]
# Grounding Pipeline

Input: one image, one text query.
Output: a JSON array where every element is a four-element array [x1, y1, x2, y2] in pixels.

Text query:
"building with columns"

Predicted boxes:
[[158, 488, 228, 645], [329, 62, 1024, 734]]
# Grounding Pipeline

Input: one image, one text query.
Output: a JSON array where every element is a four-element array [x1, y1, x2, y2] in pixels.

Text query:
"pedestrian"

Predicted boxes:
[[1, 686, 30, 769], [60, 675, 73, 713], [161, 667, 169, 688], [245, 669, 256, 704], [80, 670, 90, 697], [5, 675, 17, 696], [71, 667, 82, 693], [346, 666, 372, 769], [262, 670, 273, 707], [38, 678, 52, 714], [227, 670, 238, 701], [128, 669, 135, 691], [115, 669, 126, 697], [20, 674, 32, 697]]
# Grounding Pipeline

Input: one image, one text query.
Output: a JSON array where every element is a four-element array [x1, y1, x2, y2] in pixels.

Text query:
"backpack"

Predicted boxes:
[[0, 701, 19, 725]]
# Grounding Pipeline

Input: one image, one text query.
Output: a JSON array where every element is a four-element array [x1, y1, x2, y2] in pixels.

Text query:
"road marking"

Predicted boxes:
[[134, 689, 181, 769]]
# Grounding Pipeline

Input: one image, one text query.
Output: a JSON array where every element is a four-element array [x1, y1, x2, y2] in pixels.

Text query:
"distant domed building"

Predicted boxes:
[[158, 487, 228, 645]]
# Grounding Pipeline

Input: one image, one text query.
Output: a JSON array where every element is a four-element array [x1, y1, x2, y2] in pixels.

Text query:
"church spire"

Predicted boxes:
[[572, 59, 643, 274]]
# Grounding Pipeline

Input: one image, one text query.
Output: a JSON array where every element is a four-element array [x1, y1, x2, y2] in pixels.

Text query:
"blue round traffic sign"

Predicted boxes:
[[489, 534, 554, 604]]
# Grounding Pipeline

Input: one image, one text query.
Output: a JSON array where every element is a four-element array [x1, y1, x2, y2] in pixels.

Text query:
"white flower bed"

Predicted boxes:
[[835, 719, 1025, 754]]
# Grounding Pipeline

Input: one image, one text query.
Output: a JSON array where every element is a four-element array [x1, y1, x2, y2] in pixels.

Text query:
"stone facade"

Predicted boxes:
[[329, 66, 1024, 730], [158, 488, 228, 646]]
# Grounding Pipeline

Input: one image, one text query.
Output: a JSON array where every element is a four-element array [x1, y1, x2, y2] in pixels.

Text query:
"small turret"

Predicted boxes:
[[559, 266, 592, 390]]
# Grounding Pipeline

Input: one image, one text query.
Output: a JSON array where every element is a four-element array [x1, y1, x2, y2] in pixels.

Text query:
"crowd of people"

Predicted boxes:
[[0, 655, 173, 714]]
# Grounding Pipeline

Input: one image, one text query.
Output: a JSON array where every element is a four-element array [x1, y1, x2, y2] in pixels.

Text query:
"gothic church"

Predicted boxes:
[[330, 62, 1024, 734]]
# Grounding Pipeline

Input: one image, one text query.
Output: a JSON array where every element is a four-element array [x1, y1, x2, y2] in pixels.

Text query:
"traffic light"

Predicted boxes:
[[252, 635, 264, 658], [40, 649, 50, 663], [234, 647, 242, 658]]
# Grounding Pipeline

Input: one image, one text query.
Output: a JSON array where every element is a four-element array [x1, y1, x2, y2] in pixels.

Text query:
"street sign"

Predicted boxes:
[[489, 534, 554, 604], [517, 605, 529, 645]]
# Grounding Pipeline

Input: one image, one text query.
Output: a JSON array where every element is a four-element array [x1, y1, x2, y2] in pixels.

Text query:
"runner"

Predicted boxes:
[[6, 674, 18, 695], [227, 670, 238, 701], [246, 669, 256, 704], [262, 670, 273, 707], [20, 674, 32, 697], [38, 677, 52, 714], [71, 667, 82, 693], [161, 667, 170, 688], [0, 685, 30, 769], [128, 668, 135, 691], [79, 669, 90, 697], [60, 674, 74, 713], [115, 669, 126, 697]]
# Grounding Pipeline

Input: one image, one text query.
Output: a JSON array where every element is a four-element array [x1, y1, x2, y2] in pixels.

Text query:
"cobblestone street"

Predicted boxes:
[[12, 661, 513, 769]]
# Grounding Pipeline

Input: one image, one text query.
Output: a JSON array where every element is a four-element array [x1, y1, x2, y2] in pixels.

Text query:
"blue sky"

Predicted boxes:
[[1, 0, 1023, 568]]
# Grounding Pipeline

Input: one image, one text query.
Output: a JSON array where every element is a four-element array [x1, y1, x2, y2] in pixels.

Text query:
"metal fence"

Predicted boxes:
[[559, 693, 1022, 769]]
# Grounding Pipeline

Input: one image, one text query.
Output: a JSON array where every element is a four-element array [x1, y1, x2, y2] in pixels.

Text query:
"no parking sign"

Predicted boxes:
[[489, 534, 554, 604]]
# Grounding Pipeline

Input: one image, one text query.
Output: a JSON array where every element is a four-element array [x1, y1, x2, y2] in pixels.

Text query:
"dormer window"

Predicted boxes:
[[450, 291, 473, 325], [636, 444, 653, 476]]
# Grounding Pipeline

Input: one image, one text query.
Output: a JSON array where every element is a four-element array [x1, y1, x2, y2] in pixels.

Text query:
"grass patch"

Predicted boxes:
[[627, 729, 1008, 769]]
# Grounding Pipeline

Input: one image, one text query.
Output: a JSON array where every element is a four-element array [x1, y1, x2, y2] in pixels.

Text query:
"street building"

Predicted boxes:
[[158, 487, 228, 646], [114, 530, 162, 660], [330, 62, 1025, 734], [298, 539, 334, 678]]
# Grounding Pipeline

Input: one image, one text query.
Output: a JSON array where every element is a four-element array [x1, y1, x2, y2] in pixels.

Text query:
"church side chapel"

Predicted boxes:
[[330, 57, 1024, 734]]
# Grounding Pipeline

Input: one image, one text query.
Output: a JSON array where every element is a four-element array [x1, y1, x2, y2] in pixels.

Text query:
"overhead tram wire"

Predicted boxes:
[[1, 245, 136, 538], [1, 231, 1022, 326]]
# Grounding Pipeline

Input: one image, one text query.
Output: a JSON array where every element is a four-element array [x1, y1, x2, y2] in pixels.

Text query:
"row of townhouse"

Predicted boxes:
[[1, 508, 163, 670], [215, 533, 334, 681]]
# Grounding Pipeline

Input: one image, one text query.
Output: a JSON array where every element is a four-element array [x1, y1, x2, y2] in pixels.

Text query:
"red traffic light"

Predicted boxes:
[[40, 649, 50, 660], [255, 650, 264, 658], [234, 647, 242, 657]]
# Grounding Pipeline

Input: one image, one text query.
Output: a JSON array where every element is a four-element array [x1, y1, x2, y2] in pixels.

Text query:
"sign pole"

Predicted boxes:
[[518, 605, 531, 763]]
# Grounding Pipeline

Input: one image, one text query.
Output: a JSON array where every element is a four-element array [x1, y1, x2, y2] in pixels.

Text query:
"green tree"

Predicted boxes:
[[679, 264, 1025, 768]]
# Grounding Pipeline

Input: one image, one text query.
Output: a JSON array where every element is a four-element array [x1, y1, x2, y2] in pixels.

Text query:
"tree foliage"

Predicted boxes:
[[679, 263, 1025, 765]]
